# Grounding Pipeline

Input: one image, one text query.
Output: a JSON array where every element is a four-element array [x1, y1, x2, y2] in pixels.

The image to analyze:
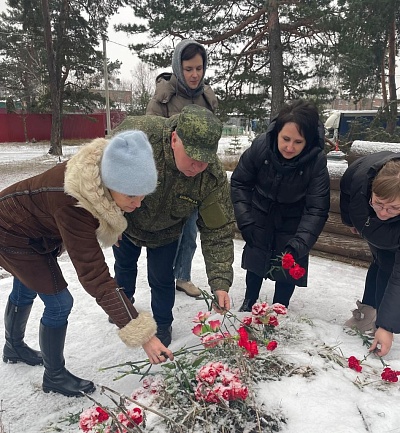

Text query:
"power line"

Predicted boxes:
[[0, 30, 133, 53], [107, 39, 131, 49]]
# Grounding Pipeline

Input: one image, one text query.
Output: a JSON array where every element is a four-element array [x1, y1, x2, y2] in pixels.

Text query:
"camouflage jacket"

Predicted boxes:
[[113, 115, 235, 292]]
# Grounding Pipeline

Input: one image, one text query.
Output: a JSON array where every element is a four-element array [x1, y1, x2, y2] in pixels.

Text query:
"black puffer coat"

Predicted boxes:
[[340, 151, 400, 333], [231, 120, 330, 286]]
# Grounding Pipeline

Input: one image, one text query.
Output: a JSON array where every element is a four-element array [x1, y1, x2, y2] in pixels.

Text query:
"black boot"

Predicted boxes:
[[3, 300, 42, 366], [156, 325, 172, 347], [39, 322, 95, 397], [240, 271, 263, 312], [239, 298, 257, 312]]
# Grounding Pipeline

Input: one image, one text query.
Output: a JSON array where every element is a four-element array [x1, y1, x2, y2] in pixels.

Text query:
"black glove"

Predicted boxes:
[[241, 224, 255, 248]]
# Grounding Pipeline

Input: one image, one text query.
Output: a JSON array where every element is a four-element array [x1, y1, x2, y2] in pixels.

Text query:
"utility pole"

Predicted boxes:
[[103, 36, 111, 136]]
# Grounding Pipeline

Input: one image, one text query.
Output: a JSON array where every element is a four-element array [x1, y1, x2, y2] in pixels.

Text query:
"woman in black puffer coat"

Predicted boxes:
[[340, 152, 400, 357], [231, 100, 330, 310]]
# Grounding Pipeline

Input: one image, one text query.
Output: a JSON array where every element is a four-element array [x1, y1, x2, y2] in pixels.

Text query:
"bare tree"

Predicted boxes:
[[130, 62, 157, 115]]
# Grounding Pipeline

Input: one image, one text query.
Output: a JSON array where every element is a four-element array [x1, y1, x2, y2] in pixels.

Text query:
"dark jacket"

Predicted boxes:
[[231, 121, 330, 286], [340, 151, 400, 333], [146, 73, 218, 117], [0, 138, 157, 347]]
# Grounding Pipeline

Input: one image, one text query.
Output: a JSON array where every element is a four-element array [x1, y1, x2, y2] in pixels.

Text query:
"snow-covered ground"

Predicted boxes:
[[0, 138, 399, 433]]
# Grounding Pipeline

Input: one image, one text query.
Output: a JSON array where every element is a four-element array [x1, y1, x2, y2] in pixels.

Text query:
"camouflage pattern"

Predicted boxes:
[[174, 105, 222, 163], [112, 114, 235, 292]]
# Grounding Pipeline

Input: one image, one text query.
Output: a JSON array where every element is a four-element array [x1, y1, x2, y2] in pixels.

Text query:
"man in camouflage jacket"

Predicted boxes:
[[112, 105, 235, 346]]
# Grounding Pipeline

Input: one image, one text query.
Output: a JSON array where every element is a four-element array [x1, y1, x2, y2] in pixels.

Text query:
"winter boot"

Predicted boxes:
[[241, 271, 263, 312], [176, 280, 201, 297], [3, 300, 42, 366], [344, 300, 376, 334], [239, 298, 257, 312], [156, 325, 172, 347], [39, 322, 95, 397]]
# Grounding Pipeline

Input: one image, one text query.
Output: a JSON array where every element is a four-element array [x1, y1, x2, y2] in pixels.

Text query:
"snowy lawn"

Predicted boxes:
[[0, 139, 399, 433]]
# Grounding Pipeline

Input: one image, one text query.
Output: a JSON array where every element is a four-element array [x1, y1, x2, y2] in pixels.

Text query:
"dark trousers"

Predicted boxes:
[[362, 260, 391, 310], [112, 234, 179, 327], [245, 270, 295, 307]]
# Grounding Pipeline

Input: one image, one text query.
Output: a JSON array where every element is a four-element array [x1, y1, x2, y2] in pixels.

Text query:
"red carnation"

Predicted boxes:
[[381, 367, 400, 382], [289, 263, 306, 280], [281, 253, 295, 269], [348, 355, 362, 372], [268, 316, 279, 327], [96, 407, 109, 423], [266, 340, 278, 351], [237, 326, 249, 347], [246, 340, 259, 358]]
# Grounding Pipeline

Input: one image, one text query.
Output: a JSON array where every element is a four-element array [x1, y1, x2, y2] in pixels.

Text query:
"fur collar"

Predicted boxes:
[[64, 138, 127, 247]]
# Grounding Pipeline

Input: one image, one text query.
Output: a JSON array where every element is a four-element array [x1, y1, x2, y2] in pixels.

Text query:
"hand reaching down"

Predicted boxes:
[[369, 327, 394, 357], [212, 290, 230, 313], [142, 336, 174, 364]]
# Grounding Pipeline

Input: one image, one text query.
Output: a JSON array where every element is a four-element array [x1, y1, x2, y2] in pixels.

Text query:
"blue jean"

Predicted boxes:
[[9, 278, 73, 328], [173, 209, 198, 281], [113, 234, 179, 327]]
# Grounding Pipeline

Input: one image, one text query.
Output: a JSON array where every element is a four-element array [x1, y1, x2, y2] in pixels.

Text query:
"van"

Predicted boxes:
[[324, 110, 378, 142], [325, 109, 400, 143]]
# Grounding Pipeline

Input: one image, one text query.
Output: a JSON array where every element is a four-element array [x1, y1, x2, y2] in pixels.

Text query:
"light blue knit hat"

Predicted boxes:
[[101, 130, 157, 196]]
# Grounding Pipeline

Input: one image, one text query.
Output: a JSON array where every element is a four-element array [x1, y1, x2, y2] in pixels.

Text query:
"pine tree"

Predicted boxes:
[[0, 0, 127, 154], [225, 133, 242, 156], [335, 0, 400, 134], [121, 0, 338, 119]]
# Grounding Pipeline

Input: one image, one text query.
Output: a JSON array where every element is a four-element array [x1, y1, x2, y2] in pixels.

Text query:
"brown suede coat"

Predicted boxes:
[[0, 138, 156, 347]]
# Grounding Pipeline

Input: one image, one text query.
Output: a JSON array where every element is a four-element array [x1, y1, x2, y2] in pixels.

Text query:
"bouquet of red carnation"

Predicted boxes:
[[269, 252, 306, 280]]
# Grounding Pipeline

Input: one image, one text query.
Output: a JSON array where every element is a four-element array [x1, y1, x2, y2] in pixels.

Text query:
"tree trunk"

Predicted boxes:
[[41, 0, 69, 156], [386, 14, 397, 134], [21, 112, 29, 143], [380, 52, 388, 109], [268, 0, 284, 118]]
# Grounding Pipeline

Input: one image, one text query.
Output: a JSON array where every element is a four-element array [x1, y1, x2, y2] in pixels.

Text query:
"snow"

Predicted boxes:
[[1, 140, 400, 433], [0, 143, 79, 164], [326, 155, 348, 177], [351, 140, 400, 155]]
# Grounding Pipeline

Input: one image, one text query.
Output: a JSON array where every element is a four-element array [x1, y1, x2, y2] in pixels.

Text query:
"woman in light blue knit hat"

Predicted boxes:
[[0, 130, 173, 399]]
